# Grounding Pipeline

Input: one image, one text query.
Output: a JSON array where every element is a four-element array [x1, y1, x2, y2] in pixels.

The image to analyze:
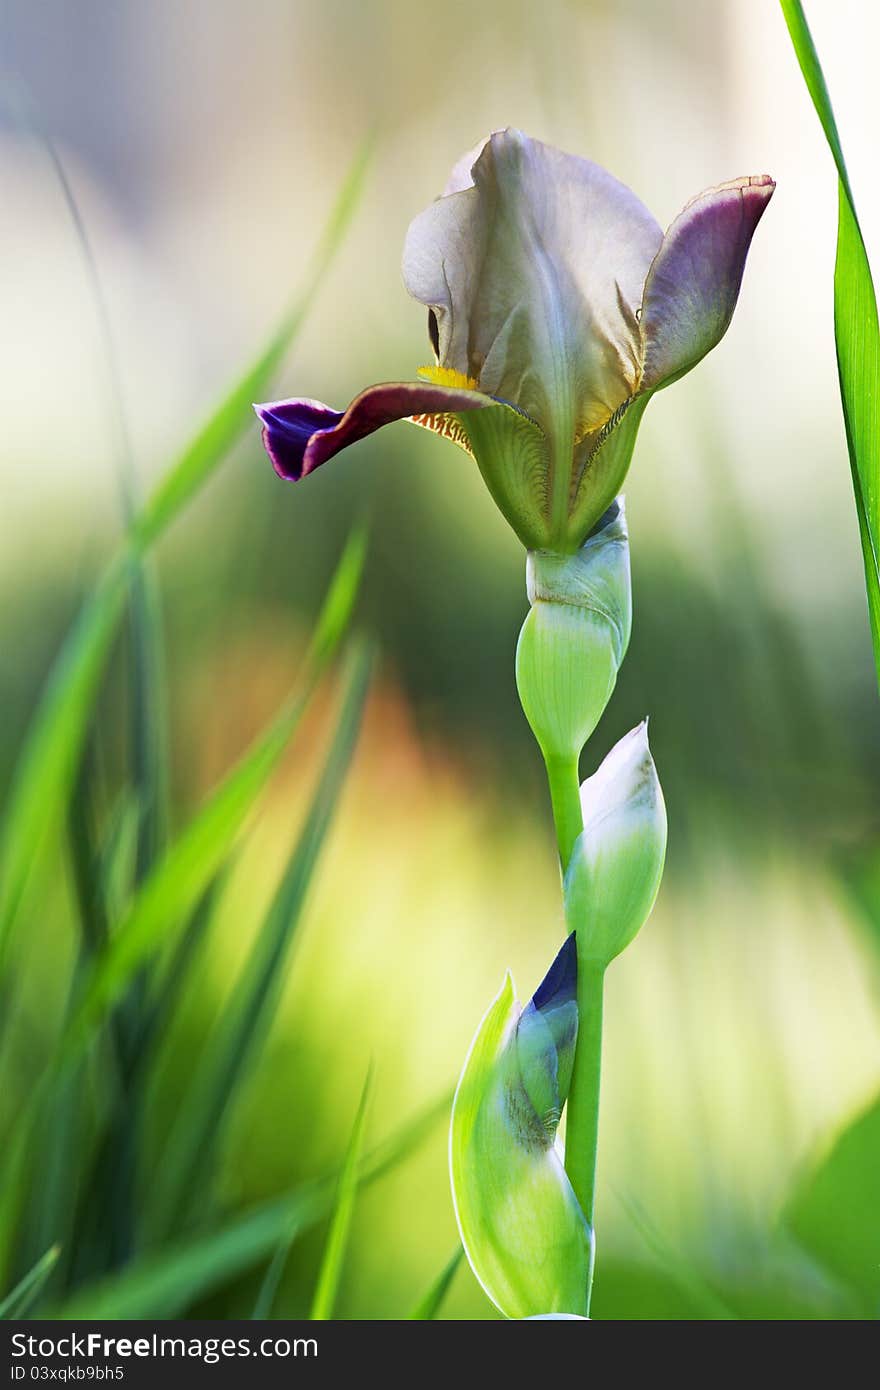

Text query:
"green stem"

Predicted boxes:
[[544, 754, 583, 873], [544, 749, 603, 1312], [563, 960, 604, 1310]]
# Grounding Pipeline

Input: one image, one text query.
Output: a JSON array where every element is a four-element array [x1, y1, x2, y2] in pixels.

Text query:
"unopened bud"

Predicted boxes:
[[564, 722, 666, 968], [450, 936, 591, 1319]]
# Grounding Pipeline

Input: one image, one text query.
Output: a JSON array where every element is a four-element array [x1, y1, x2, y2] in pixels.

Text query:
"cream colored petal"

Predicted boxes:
[[403, 130, 663, 450]]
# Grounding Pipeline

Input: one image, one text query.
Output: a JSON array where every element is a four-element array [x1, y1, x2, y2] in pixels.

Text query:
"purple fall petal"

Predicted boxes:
[[255, 380, 489, 482], [256, 398, 342, 480], [639, 175, 775, 392]]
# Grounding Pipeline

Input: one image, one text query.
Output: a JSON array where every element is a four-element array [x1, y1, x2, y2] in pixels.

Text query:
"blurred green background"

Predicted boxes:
[[2, 0, 880, 1319]]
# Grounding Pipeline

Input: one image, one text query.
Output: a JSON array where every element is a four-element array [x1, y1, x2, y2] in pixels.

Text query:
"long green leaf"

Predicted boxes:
[[150, 641, 372, 1238], [407, 1248, 464, 1319], [781, 0, 880, 685], [52, 1093, 447, 1321], [0, 144, 371, 961], [0, 1245, 60, 1320], [310, 1069, 373, 1320]]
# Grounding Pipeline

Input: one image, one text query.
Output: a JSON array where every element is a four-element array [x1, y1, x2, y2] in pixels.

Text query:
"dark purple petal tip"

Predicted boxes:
[[254, 398, 343, 481], [640, 174, 775, 392], [529, 932, 577, 1016], [255, 380, 489, 483]]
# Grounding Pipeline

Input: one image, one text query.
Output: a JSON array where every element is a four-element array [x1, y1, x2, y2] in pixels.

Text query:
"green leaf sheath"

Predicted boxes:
[[450, 973, 591, 1319]]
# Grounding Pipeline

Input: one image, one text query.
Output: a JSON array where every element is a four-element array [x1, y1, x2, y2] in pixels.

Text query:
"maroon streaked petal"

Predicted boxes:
[[639, 175, 775, 392], [254, 381, 490, 481]]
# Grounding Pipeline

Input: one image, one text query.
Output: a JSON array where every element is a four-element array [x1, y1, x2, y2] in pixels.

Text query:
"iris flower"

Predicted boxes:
[[256, 130, 773, 551]]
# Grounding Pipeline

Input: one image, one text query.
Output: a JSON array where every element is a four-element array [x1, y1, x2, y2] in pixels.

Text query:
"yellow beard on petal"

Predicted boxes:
[[417, 364, 480, 391]]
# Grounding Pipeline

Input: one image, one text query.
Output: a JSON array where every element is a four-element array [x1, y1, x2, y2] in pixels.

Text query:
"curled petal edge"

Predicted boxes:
[[254, 380, 493, 481], [638, 175, 775, 392]]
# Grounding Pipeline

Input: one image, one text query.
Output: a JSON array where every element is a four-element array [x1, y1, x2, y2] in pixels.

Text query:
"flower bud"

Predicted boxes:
[[564, 722, 666, 968], [515, 500, 631, 763], [450, 935, 592, 1319], [515, 933, 578, 1135]]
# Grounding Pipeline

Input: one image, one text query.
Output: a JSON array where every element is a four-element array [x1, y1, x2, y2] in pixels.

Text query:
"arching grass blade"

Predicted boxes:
[[309, 1069, 373, 1320], [0, 1245, 60, 1320], [781, 0, 880, 688], [132, 139, 373, 550], [52, 1092, 446, 1321], [407, 1247, 464, 1319], [0, 141, 372, 963], [149, 640, 373, 1238]]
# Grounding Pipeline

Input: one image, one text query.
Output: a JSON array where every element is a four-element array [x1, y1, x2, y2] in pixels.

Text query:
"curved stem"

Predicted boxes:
[[544, 754, 583, 874]]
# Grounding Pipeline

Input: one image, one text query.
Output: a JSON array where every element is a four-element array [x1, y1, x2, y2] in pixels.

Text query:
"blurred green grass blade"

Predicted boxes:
[[783, 1090, 880, 1312], [71, 880, 225, 1285], [63, 533, 367, 1060], [98, 789, 141, 923], [41, 120, 168, 883], [781, 0, 880, 684], [309, 1069, 373, 1321], [151, 641, 372, 1238], [137, 871, 227, 1062], [128, 561, 169, 881], [0, 559, 127, 964], [132, 138, 372, 550], [0, 141, 371, 964], [618, 1194, 738, 1321], [407, 1247, 463, 1319], [67, 747, 112, 957], [52, 1092, 447, 1321], [308, 521, 368, 668], [19, 756, 116, 1275], [0, 533, 366, 1267], [0, 1245, 60, 1320], [68, 706, 303, 1036], [830, 851, 880, 1002], [251, 1225, 296, 1320]]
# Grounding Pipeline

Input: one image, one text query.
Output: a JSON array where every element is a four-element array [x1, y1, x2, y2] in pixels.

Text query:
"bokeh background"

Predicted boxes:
[[2, 0, 880, 1318]]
